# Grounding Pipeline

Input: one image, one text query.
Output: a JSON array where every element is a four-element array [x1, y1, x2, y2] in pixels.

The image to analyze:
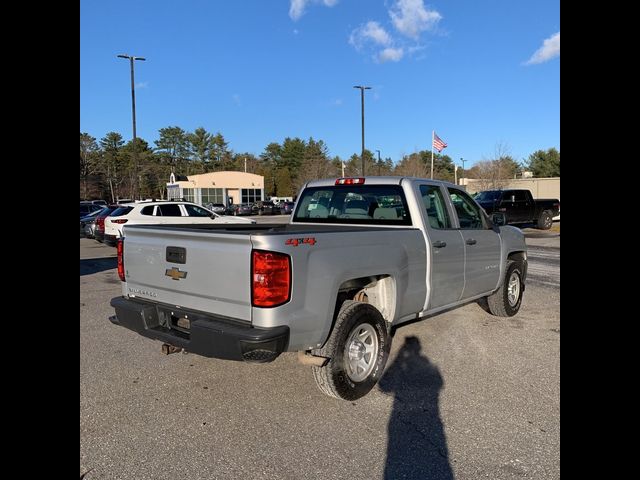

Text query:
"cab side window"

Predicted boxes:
[[448, 189, 487, 229], [420, 185, 451, 229]]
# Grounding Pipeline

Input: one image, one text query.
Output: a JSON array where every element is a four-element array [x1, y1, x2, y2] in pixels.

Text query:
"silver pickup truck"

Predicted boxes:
[[110, 177, 527, 400]]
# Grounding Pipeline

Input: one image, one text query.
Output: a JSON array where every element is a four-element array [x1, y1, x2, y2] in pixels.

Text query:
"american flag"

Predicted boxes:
[[433, 132, 447, 152]]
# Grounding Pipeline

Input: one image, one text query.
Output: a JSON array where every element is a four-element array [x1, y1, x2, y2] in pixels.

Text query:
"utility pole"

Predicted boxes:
[[117, 54, 146, 199], [353, 85, 371, 176]]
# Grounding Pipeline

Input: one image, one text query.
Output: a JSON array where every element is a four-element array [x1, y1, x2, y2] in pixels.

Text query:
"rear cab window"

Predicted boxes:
[[293, 185, 412, 225]]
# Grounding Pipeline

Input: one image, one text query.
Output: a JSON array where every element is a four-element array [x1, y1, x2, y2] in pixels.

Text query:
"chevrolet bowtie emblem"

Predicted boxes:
[[165, 267, 187, 281]]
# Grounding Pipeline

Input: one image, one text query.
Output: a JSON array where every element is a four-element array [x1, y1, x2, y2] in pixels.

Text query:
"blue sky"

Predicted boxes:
[[80, 0, 559, 168]]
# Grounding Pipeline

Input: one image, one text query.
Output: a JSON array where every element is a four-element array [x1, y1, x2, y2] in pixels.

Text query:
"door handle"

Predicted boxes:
[[433, 240, 447, 248], [466, 238, 477, 245]]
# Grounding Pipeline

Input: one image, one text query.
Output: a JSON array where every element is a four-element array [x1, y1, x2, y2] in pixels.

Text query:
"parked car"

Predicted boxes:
[[252, 200, 279, 215], [109, 176, 527, 400], [94, 205, 120, 243], [80, 203, 103, 217], [474, 189, 560, 229], [205, 203, 230, 215], [230, 203, 254, 216], [279, 201, 296, 214], [80, 207, 108, 238], [103, 200, 256, 246]]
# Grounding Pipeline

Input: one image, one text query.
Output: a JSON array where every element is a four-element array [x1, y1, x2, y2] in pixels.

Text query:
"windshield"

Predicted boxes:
[[474, 191, 501, 202], [293, 185, 412, 225]]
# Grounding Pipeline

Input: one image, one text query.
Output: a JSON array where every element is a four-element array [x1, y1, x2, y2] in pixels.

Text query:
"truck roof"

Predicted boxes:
[[305, 176, 459, 188]]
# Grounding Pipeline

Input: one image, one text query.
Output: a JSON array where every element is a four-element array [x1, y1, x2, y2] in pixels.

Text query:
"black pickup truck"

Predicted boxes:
[[474, 189, 559, 229]]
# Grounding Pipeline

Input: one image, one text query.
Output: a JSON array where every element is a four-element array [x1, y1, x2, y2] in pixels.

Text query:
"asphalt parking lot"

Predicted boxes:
[[80, 218, 559, 479]]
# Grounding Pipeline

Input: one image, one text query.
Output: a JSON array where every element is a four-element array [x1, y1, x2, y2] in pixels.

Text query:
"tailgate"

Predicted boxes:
[[122, 226, 253, 322]]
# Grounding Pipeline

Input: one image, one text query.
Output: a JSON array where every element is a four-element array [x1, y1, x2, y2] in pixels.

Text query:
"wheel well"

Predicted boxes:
[[334, 275, 396, 323]]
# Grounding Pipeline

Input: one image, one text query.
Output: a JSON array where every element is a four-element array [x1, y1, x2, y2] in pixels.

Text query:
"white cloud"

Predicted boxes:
[[289, 0, 339, 21], [389, 0, 442, 40], [135, 81, 148, 89], [332, 98, 343, 106], [525, 32, 560, 65], [349, 21, 392, 50], [378, 47, 404, 62]]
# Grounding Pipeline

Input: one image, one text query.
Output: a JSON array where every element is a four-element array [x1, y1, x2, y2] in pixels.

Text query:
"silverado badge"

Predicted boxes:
[[165, 267, 188, 281]]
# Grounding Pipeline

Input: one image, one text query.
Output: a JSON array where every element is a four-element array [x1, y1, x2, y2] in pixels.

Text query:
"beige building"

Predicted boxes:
[[167, 171, 265, 206], [460, 177, 560, 200]]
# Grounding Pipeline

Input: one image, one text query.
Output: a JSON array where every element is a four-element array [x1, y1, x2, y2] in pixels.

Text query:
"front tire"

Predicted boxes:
[[312, 301, 391, 400], [486, 260, 523, 317], [537, 210, 553, 230]]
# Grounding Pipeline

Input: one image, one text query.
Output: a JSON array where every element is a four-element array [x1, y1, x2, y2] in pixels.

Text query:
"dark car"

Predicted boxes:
[[206, 203, 230, 215], [80, 203, 104, 217], [230, 203, 254, 216], [279, 201, 296, 214], [474, 189, 560, 229], [80, 207, 108, 238], [253, 201, 279, 215]]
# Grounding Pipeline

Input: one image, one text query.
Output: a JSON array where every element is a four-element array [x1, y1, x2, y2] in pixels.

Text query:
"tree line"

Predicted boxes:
[[80, 127, 559, 201]]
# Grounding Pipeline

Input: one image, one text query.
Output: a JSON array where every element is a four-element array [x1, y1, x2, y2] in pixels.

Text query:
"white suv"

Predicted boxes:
[[104, 201, 255, 246]]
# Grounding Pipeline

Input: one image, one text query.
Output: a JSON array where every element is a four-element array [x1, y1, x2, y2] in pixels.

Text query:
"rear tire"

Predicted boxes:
[[537, 210, 553, 230], [486, 260, 523, 317], [312, 301, 391, 400]]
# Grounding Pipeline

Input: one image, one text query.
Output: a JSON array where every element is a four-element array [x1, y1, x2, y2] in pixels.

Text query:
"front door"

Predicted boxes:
[[448, 188, 501, 299]]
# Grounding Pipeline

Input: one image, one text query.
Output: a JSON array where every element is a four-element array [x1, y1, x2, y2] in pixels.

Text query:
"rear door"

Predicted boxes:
[[122, 226, 254, 322], [418, 184, 465, 309], [447, 187, 501, 299]]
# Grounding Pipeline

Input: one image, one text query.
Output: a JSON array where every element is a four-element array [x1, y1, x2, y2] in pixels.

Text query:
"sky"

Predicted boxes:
[[80, 0, 560, 168]]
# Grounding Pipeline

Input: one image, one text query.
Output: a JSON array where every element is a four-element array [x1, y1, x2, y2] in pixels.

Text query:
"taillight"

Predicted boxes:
[[112, 219, 128, 224], [252, 250, 291, 307], [335, 177, 365, 185], [117, 238, 125, 281], [97, 217, 105, 227]]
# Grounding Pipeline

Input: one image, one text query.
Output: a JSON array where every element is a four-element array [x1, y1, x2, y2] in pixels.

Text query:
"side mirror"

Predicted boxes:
[[492, 212, 506, 226]]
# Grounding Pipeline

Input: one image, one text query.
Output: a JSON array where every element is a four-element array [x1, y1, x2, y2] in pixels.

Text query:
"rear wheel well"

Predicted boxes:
[[333, 275, 396, 323]]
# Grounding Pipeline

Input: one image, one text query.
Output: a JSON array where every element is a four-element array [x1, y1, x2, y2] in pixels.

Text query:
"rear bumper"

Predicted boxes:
[[109, 296, 289, 363]]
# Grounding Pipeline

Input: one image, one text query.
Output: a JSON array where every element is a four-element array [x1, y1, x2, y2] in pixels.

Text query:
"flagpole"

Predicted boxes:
[[430, 130, 434, 179]]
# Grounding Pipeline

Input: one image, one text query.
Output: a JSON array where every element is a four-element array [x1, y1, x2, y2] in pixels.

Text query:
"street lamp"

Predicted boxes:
[[353, 85, 371, 176], [460, 157, 466, 185], [376, 149, 381, 176], [117, 54, 146, 199]]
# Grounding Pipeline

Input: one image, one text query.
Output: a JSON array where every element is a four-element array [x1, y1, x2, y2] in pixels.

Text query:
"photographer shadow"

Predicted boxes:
[[379, 336, 454, 480]]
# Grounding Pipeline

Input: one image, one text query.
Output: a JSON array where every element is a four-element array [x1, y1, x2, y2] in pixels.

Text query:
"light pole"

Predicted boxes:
[[353, 85, 371, 176], [376, 149, 381, 176], [117, 54, 146, 199], [460, 157, 466, 185]]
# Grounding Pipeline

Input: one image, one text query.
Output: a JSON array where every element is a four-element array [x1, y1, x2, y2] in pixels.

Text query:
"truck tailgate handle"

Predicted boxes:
[[433, 241, 447, 248], [466, 238, 477, 246], [166, 246, 187, 264]]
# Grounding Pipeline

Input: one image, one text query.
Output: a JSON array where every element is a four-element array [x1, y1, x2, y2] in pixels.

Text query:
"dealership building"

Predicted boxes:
[[167, 171, 265, 206]]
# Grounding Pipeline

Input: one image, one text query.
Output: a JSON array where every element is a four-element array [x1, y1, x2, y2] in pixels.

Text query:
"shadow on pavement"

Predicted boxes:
[[80, 257, 117, 276], [379, 336, 454, 480]]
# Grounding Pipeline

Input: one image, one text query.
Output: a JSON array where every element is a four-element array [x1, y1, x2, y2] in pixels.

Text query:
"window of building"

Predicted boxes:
[[183, 188, 195, 203], [241, 188, 262, 203], [201, 188, 224, 204]]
